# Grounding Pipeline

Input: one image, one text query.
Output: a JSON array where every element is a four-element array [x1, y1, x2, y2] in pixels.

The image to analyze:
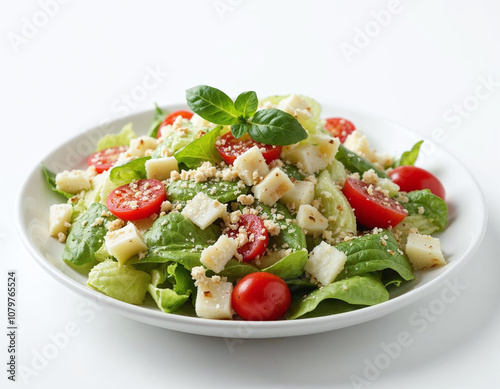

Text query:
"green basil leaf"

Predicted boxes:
[[234, 91, 258, 119], [335, 144, 389, 178], [395, 140, 423, 167], [41, 163, 73, 199], [186, 85, 239, 125], [147, 103, 169, 138], [231, 123, 249, 139], [247, 108, 308, 146], [168, 179, 248, 203], [174, 126, 223, 169], [109, 156, 150, 185], [402, 189, 448, 231], [280, 163, 305, 180], [286, 275, 389, 319], [63, 203, 116, 267]]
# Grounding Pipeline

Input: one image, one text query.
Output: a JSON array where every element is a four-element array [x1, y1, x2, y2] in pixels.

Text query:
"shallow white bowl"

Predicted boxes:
[[17, 103, 487, 338]]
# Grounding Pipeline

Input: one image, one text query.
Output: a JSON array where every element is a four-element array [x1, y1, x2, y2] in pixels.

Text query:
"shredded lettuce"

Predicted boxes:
[[96, 123, 136, 151]]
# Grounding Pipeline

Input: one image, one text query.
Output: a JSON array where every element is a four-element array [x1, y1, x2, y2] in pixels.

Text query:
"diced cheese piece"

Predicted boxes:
[[233, 146, 270, 186], [296, 204, 329, 235], [252, 167, 293, 206], [281, 134, 339, 174], [190, 113, 214, 128], [191, 266, 233, 319], [406, 231, 446, 270], [305, 241, 347, 285], [105, 223, 147, 266], [55, 170, 91, 194], [145, 157, 178, 181], [280, 180, 315, 209], [200, 235, 238, 273], [278, 94, 312, 122], [181, 193, 227, 230], [127, 136, 159, 157], [48, 204, 73, 237], [343, 130, 393, 167]]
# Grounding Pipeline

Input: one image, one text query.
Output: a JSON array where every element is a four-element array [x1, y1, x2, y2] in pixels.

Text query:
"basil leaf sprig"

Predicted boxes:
[[395, 140, 423, 167], [185, 85, 308, 146]]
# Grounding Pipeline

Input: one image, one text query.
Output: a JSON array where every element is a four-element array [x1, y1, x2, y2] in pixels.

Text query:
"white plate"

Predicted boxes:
[[17, 103, 487, 338]]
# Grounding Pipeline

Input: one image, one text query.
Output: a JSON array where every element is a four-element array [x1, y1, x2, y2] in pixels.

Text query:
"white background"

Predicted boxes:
[[2, 0, 500, 388]]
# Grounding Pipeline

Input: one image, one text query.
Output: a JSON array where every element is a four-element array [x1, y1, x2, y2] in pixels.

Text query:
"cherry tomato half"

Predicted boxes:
[[389, 166, 446, 200], [226, 214, 269, 262], [157, 110, 193, 138], [342, 178, 407, 229], [106, 179, 166, 220], [87, 146, 128, 173], [232, 272, 291, 321], [324, 117, 355, 143], [215, 132, 282, 165]]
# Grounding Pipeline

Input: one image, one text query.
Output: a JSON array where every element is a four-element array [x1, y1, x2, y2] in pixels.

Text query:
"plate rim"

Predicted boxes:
[[16, 102, 488, 338]]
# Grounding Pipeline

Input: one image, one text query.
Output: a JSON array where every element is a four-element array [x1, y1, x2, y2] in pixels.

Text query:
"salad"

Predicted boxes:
[[43, 86, 448, 321]]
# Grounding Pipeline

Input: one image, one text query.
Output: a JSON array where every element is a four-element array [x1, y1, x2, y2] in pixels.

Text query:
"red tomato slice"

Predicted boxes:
[[324, 118, 355, 143], [157, 110, 193, 138], [226, 214, 269, 262], [215, 132, 282, 165], [342, 178, 407, 229], [232, 272, 291, 321], [106, 179, 166, 220], [87, 146, 127, 173], [389, 166, 446, 200]]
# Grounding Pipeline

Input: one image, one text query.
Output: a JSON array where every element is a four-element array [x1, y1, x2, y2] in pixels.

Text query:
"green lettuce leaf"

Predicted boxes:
[[96, 123, 136, 151], [335, 144, 389, 178], [167, 179, 248, 203], [395, 140, 423, 167], [402, 189, 448, 231], [334, 231, 415, 281], [315, 170, 356, 236], [286, 275, 389, 319], [63, 203, 116, 267], [41, 163, 73, 199], [109, 156, 150, 185], [173, 126, 223, 169], [153, 122, 201, 157], [393, 215, 440, 241], [130, 213, 220, 268], [88, 260, 151, 305], [216, 259, 259, 282], [262, 250, 308, 279]]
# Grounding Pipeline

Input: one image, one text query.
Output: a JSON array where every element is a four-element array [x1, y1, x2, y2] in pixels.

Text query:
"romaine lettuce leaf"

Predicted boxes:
[[286, 275, 389, 319], [215, 259, 259, 282], [109, 156, 150, 186], [41, 163, 73, 199], [88, 260, 150, 305], [315, 170, 356, 236], [334, 231, 415, 282], [261, 250, 308, 279], [152, 121, 201, 157], [96, 123, 136, 151], [62, 203, 116, 267], [395, 140, 423, 167], [147, 104, 169, 138]]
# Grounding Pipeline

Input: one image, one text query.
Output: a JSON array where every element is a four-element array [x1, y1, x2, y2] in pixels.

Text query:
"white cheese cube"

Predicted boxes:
[[233, 146, 269, 186], [277, 94, 312, 122], [145, 157, 178, 181], [127, 136, 159, 157], [181, 193, 227, 230], [343, 130, 392, 167], [200, 235, 238, 273], [190, 113, 214, 128], [406, 232, 446, 270], [296, 204, 329, 235], [104, 223, 147, 266], [191, 266, 233, 319], [281, 134, 339, 174], [252, 167, 293, 206], [48, 204, 73, 237], [55, 170, 91, 194], [305, 241, 347, 285], [280, 181, 315, 209]]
